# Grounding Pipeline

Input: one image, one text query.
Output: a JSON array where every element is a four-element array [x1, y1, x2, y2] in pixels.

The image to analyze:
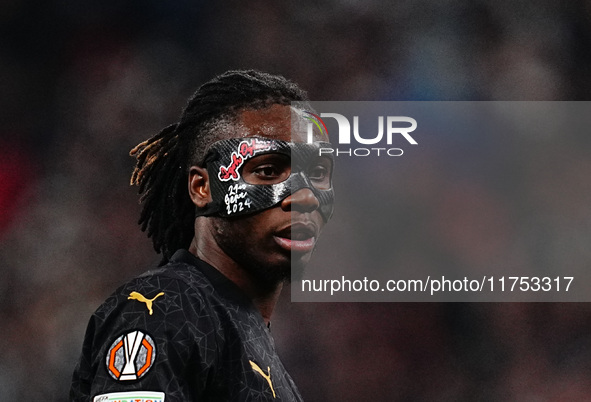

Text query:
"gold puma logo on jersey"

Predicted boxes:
[[128, 291, 165, 315], [249, 360, 276, 398]]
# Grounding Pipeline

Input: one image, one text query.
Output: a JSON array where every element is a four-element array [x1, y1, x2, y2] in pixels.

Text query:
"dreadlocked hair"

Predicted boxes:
[[130, 70, 309, 264]]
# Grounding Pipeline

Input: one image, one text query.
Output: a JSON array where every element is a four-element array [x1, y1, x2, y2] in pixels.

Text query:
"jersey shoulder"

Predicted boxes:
[[71, 252, 224, 401]]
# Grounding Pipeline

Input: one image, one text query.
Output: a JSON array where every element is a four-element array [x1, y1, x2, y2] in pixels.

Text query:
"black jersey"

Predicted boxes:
[[70, 250, 303, 401]]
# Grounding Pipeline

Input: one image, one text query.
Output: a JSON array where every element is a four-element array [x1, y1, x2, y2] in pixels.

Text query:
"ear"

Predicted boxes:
[[188, 166, 212, 208]]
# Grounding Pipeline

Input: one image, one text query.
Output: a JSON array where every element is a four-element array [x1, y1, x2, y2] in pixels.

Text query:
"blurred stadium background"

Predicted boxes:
[[2, 0, 591, 400]]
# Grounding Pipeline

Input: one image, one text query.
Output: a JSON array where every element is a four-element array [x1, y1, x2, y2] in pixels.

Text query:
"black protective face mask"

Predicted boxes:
[[197, 137, 334, 221]]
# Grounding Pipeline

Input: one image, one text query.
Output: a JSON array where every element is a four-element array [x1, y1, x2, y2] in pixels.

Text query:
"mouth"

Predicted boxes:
[[274, 223, 318, 253]]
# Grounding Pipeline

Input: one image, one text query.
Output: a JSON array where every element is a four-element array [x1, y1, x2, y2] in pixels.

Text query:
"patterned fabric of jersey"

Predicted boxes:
[[70, 249, 304, 401]]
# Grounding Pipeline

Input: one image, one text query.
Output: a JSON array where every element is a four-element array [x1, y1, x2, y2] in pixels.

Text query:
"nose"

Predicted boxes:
[[281, 187, 320, 213]]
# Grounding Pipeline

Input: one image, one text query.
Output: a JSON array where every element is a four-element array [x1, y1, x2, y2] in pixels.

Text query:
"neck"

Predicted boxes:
[[189, 224, 283, 326]]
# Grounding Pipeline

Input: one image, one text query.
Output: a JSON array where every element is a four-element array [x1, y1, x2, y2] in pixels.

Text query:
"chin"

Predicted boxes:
[[256, 267, 291, 289], [238, 248, 314, 289], [242, 256, 291, 289], [252, 254, 311, 288], [286, 252, 312, 283], [289, 264, 305, 283]]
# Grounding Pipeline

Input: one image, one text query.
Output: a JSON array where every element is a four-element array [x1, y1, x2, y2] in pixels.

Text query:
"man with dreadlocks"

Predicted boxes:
[[70, 70, 334, 401]]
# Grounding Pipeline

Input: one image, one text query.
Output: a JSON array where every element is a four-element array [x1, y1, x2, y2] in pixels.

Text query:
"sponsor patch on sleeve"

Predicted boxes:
[[93, 391, 165, 402]]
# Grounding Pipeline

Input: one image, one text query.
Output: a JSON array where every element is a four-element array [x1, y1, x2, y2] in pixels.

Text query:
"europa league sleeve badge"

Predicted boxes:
[[105, 330, 157, 381]]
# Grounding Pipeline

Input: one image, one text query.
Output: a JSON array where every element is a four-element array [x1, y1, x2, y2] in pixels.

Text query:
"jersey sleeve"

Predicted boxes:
[[70, 272, 220, 402]]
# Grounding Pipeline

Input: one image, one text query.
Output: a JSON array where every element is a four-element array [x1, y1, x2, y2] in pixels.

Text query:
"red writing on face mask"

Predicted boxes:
[[239, 141, 255, 158], [219, 139, 275, 181], [240, 138, 274, 157], [219, 153, 243, 181]]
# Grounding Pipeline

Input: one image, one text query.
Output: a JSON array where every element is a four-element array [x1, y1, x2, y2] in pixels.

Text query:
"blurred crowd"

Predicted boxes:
[[2, 0, 591, 400]]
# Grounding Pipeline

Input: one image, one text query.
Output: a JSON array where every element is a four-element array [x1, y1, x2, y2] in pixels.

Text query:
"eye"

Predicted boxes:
[[253, 165, 282, 179], [242, 154, 291, 185], [308, 165, 328, 181], [307, 158, 332, 190]]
